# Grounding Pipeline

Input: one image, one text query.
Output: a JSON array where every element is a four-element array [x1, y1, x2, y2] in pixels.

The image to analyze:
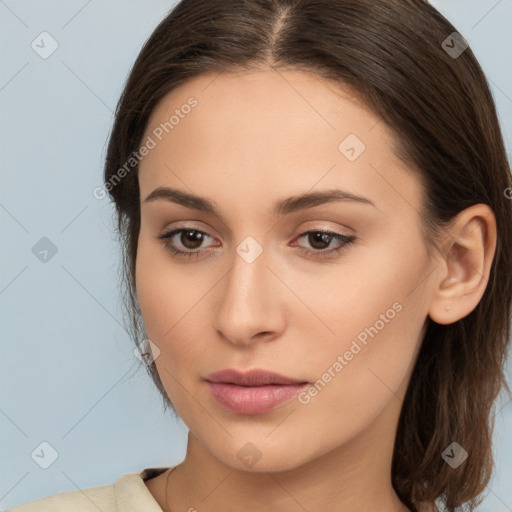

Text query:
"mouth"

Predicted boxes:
[[204, 368, 309, 415]]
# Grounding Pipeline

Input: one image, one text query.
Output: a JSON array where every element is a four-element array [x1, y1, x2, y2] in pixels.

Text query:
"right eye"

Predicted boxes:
[[158, 228, 219, 259]]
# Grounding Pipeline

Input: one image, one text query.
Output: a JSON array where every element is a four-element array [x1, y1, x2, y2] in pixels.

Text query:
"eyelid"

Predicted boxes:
[[294, 221, 354, 237], [159, 222, 352, 245], [158, 224, 356, 262], [162, 220, 353, 238]]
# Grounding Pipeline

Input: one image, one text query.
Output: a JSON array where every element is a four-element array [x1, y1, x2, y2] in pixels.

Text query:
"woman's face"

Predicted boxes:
[[135, 68, 440, 472]]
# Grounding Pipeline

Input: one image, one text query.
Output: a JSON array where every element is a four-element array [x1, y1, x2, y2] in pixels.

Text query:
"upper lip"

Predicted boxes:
[[205, 369, 308, 386]]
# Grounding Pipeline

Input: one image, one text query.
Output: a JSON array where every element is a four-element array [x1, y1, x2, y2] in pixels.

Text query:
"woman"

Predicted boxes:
[[10, 0, 512, 511]]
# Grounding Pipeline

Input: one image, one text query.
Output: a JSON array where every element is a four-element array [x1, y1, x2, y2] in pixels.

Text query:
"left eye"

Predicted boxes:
[[293, 230, 356, 258], [159, 228, 217, 257], [158, 228, 356, 260]]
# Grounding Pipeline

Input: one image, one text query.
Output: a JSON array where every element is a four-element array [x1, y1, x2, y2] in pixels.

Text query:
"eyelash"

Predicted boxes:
[[158, 227, 356, 261]]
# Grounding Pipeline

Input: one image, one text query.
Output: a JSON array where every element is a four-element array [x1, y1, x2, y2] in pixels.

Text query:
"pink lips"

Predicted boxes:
[[204, 369, 308, 415]]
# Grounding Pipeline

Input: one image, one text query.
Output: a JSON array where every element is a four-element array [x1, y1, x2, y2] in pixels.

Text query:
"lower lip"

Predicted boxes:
[[205, 381, 308, 415]]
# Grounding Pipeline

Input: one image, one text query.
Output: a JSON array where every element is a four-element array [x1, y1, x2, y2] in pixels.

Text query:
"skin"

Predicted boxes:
[[135, 67, 497, 512]]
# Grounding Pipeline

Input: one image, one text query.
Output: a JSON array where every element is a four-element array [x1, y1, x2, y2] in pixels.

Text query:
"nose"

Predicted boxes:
[[211, 244, 286, 347]]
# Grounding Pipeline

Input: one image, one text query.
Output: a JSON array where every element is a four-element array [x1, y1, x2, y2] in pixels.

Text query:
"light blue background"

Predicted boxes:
[[1, 0, 511, 509]]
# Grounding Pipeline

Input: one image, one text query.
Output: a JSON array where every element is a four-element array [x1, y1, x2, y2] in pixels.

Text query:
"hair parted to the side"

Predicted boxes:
[[103, 0, 512, 510]]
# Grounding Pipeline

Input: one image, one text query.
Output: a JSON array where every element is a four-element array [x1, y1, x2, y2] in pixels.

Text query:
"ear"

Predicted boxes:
[[428, 204, 497, 325]]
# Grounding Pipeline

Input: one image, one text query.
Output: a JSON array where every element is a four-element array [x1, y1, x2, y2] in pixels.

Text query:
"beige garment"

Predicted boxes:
[[6, 467, 171, 512], [8, 466, 439, 511]]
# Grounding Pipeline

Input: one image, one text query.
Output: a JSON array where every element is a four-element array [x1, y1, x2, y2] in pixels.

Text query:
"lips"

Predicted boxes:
[[204, 369, 309, 415], [205, 368, 308, 386]]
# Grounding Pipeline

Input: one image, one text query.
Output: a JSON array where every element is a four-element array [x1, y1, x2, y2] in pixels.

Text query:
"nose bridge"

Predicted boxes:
[[222, 240, 270, 317], [213, 237, 283, 345]]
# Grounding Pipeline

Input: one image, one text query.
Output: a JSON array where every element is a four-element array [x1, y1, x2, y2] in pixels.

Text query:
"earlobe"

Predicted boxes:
[[428, 204, 497, 325]]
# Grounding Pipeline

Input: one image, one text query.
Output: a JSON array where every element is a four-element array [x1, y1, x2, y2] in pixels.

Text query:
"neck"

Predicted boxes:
[[165, 400, 411, 512]]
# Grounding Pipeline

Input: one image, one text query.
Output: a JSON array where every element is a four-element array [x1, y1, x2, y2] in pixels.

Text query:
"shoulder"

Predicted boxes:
[[6, 467, 170, 512], [6, 482, 115, 511]]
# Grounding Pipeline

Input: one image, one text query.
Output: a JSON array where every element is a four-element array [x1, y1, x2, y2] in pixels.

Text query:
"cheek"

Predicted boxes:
[[289, 229, 427, 352], [301, 246, 429, 418], [292, 235, 428, 391], [135, 233, 214, 366], [135, 235, 177, 342]]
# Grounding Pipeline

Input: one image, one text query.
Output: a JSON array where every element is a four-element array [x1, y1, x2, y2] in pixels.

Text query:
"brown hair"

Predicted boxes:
[[103, 0, 512, 510]]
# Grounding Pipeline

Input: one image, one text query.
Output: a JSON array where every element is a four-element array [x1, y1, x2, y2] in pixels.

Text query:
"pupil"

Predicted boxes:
[[181, 230, 203, 249], [310, 232, 331, 249]]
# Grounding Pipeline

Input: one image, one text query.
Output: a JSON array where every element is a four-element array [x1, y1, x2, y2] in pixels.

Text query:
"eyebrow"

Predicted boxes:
[[143, 186, 377, 217]]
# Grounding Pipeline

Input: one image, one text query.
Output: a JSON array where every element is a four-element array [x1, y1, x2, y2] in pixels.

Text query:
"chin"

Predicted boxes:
[[201, 433, 319, 474]]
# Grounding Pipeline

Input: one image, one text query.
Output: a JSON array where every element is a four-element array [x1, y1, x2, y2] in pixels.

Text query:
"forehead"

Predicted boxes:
[[139, 68, 423, 218]]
